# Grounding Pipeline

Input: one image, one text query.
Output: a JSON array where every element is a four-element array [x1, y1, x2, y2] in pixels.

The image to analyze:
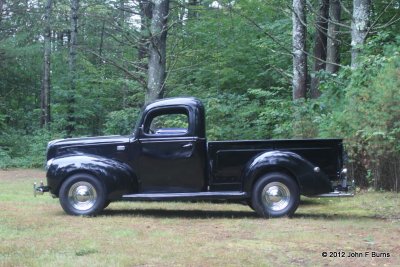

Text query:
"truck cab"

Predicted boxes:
[[36, 97, 354, 218], [132, 97, 207, 193]]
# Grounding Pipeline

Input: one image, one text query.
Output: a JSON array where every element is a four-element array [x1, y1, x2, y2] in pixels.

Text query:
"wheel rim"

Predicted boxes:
[[68, 181, 97, 211], [261, 182, 291, 212]]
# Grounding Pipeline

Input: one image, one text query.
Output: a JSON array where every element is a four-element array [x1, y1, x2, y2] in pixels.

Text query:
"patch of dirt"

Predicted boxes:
[[0, 169, 45, 181]]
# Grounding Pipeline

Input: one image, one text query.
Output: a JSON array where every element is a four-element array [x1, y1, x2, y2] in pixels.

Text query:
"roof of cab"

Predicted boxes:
[[144, 97, 204, 111], [142, 97, 206, 138]]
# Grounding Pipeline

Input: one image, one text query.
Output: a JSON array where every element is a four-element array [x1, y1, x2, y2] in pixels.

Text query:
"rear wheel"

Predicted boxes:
[[59, 173, 106, 216], [251, 172, 300, 218]]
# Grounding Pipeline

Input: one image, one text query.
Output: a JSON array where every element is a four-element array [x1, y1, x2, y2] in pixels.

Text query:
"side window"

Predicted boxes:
[[144, 109, 189, 136]]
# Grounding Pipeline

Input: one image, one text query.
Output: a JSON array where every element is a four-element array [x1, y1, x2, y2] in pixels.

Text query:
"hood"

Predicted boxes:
[[46, 135, 131, 160], [48, 135, 130, 148]]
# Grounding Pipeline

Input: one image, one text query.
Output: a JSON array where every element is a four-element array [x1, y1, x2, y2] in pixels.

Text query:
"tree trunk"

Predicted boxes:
[[188, 0, 198, 20], [67, 0, 79, 136], [0, 0, 4, 24], [138, 0, 153, 83], [310, 0, 329, 99], [326, 0, 341, 73], [40, 0, 52, 128], [292, 0, 307, 100], [146, 0, 170, 104], [351, 0, 371, 69], [98, 20, 105, 59]]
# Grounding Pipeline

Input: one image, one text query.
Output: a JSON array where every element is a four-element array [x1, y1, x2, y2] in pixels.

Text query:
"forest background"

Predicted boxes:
[[0, 0, 399, 191]]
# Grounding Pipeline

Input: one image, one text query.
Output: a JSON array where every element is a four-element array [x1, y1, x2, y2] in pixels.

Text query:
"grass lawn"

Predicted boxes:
[[1, 169, 399, 266]]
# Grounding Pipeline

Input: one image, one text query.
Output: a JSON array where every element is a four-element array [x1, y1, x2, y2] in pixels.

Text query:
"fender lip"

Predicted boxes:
[[242, 150, 333, 196], [46, 158, 54, 170], [46, 153, 137, 198]]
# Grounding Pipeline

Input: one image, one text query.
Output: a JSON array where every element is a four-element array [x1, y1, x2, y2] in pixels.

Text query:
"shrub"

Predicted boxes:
[[313, 35, 400, 190], [104, 108, 141, 135], [0, 128, 60, 169]]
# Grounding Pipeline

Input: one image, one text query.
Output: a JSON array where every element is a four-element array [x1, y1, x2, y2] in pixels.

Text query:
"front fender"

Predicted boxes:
[[46, 154, 138, 199], [242, 151, 332, 196]]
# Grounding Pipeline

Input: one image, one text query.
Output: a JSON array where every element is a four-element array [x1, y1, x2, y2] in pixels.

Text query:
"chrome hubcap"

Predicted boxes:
[[262, 182, 291, 211], [68, 182, 97, 211]]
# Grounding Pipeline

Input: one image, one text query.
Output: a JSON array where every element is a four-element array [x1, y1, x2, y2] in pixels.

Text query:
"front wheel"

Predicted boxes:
[[251, 172, 300, 218], [59, 173, 106, 216]]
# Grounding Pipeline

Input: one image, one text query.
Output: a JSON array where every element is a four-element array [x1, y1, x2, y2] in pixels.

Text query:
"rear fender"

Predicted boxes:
[[46, 154, 138, 199], [242, 151, 332, 196]]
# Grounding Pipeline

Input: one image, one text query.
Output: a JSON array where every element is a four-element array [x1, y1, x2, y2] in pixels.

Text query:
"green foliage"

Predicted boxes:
[[0, 129, 61, 169], [198, 89, 292, 141], [168, 0, 292, 95], [0, 39, 42, 131], [104, 108, 141, 135], [347, 58, 399, 155], [304, 34, 400, 190], [204, 93, 261, 140], [0, 147, 12, 169], [167, 0, 293, 141]]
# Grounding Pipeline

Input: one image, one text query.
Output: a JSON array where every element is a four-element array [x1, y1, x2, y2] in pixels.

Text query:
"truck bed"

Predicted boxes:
[[207, 139, 343, 191]]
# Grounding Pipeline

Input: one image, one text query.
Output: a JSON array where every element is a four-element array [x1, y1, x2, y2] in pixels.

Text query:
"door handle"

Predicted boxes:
[[116, 145, 126, 151], [182, 143, 193, 148]]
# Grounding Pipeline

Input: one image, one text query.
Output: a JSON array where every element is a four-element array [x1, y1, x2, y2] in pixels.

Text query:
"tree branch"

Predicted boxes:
[[86, 49, 146, 85], [338, 0, 353, 20], [268, 65, 293, 82], [367, 0, 398, 33], [374, 15, 400, 29], [228, 6, 293, 56]]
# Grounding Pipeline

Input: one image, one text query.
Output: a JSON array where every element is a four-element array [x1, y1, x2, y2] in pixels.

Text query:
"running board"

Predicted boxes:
[[314, 192, 354, 198], [121, 191, 248, 201]]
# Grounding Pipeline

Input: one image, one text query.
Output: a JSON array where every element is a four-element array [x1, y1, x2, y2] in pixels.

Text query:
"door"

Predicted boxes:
[[137, 106, 206, 193]]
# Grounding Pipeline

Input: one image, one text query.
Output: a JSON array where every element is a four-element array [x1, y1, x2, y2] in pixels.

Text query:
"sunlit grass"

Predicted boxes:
[[1, 169, 399, 266]]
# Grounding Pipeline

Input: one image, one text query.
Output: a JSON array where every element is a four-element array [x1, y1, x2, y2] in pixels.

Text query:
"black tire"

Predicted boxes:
[[59, 173, 106, 216], [251, 172, 300, 218]]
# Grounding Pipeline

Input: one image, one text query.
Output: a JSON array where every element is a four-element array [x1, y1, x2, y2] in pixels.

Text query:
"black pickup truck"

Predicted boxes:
[[35, 97, 353, 218]]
